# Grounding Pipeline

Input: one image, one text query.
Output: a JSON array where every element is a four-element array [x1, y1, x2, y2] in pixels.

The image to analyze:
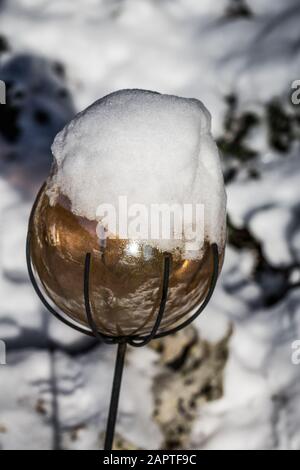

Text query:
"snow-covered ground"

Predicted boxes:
[[0, 0, 300, 450]]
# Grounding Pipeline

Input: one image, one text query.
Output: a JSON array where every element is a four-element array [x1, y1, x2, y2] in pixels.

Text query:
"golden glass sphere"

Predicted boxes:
[[28, 185, 224, 337]]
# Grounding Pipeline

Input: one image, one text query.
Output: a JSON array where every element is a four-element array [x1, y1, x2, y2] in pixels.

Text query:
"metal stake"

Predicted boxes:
[[104, 341, 127, 451]]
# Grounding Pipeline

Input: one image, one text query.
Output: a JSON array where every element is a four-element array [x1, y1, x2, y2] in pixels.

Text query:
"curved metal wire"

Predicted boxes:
[[27, 233, 219, 344], [84, 251, 172, 347], [84, 252, 117, 344], [128, 251, 170, 347], [26, 230, 96, 337], [83, 243, 219, 343], [154, 243, 219, 339]]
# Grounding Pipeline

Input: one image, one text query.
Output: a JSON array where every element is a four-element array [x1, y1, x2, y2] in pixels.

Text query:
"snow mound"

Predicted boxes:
[[48, 89, 226, 255]]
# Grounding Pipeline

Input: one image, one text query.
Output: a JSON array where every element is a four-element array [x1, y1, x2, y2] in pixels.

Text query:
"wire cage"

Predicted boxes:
[[26, 205, 219, 450]]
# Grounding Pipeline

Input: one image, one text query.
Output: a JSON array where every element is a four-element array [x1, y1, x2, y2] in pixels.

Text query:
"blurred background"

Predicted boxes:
[[0, 0, 300, 450]]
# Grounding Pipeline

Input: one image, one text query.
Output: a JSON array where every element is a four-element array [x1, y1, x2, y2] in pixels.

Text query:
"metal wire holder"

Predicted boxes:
[[26, 230, 219, 450]]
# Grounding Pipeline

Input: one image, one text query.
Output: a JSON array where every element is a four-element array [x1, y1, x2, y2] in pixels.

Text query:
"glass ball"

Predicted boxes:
[[28, 185, 225, 337]]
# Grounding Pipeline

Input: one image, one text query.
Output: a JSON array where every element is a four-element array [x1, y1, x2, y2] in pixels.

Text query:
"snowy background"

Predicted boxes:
[[0, 0, 300, 450]]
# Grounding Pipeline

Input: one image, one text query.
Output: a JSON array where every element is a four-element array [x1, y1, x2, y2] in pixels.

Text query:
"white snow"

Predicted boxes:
[[49, 89, 226, 255], [192, 248, 300, 450], [0, 350, 53, 450], [227, 154, 300, 267]]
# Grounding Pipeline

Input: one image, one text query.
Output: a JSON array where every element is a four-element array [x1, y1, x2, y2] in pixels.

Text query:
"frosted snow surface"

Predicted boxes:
[[49, 89, 226, 255]]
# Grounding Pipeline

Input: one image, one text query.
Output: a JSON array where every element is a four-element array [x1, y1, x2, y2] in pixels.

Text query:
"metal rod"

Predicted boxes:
[[104, 341, 127, 451]]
